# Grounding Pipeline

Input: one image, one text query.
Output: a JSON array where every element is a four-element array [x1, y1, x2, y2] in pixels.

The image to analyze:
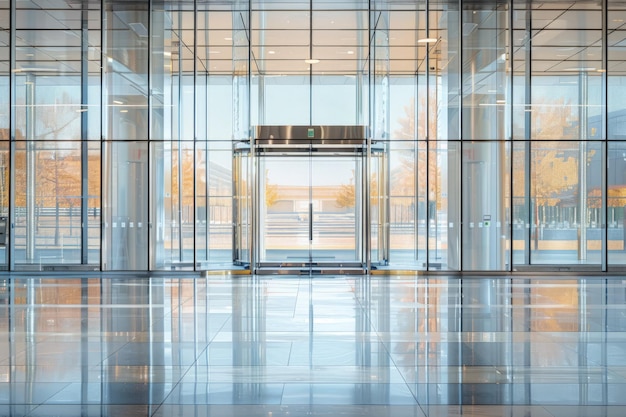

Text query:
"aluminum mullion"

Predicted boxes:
[[147, 0, 153, 270], [99, 0, 105, 271], [81, 5, 89, 265], [457, 0, 463, 272], [8, 0, 16, 270], [524, 7, 532, 267], [193, 0, 198, 271], [508, 0, 514, 272], [602, 0, 608, 271]]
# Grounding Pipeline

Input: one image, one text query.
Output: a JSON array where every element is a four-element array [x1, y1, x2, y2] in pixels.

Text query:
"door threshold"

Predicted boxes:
[[255, 265, 367, 276]]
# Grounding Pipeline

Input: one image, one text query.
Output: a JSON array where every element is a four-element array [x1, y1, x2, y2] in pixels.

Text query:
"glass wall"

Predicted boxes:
[[512, 1, 607, 270], [10, 0, 100, 270], [0, 0, 625, 272], [0, 0, 8, 269], [608, 1, 626, 269]]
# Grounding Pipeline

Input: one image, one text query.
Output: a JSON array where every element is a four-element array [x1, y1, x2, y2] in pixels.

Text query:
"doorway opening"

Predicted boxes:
[[233, 125, 387, 275]]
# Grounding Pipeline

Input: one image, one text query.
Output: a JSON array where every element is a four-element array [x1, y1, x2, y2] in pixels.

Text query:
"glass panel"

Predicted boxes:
[[389, 76, 417, 141], [196, 62, 207, 145], [252, 75, 310, 126], [152, 141, 196, 270], [234, 148, 251, 266], [370, 146, 385, 265], [388, 140, 427, 269], [461, 3, 509, 141], [530, 141, 602, 267], [608, 2, 626, 269], [87, 9, 102, 141], [529, 5, 603, 141], [151, 9, 173, 142], [14, 141, 82, 265], [311, 76, 359, 125], [609, 1, 626, 141], [102, 141, 148, 270], [437, 0, 460, 141], [13, 73, 82, 141], [372, 10, 389, 141], [608, 142, 626, 267], [430, 141, 460, 270], [153, 12, 195, 143], [0, 143, 7, 268], [208, 76, 233, 140], [462, 141, 510, 271], [0, 0, 7, 267], [258, 153, 362, 266], [150, 141, 166, 269], [104, 2, 149, 141], [196, 142, 233, 268], [512, 140, 529, 267], [88, 142, 100, 265], [233, 8, 249, 140], [259, 155, 310, 263], [180, 141, 196, 267], [311, 156, 360, 264], [0, 2, 7, 141], [388, 11, 420, 78], [15, 6, 83, 141]]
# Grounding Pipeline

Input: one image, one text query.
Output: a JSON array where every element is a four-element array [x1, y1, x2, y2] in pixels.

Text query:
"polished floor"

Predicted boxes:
[[1, 275, 626, 416]]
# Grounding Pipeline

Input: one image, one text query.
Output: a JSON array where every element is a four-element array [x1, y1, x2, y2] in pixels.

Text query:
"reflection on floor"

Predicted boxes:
[[1, 275, 626, 416]]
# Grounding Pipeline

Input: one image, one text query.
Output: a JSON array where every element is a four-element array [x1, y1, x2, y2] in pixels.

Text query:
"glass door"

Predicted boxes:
[[311, 156, 360, 265], [259, 155, 311, 264], [257, 149, 364, 273]]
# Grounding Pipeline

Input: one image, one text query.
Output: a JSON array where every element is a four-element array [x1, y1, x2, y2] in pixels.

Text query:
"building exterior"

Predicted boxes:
[[1, 0, 626, 274]]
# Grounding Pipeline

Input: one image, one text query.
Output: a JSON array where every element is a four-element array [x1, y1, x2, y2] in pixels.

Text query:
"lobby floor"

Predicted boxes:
[[1, 275, 626, 416]]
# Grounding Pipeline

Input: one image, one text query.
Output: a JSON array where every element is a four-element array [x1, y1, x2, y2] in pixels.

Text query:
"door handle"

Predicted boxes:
[[309, 203, 313, 241]]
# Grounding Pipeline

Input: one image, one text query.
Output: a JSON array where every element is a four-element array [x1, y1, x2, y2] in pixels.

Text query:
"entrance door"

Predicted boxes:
[[257, 149, 363, 273]]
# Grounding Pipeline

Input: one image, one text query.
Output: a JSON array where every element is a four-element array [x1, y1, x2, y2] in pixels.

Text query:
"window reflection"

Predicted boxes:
[[0, 276, 623, 406]]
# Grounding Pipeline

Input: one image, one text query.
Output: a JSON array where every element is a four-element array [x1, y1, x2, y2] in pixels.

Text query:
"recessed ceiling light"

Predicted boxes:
[[268, 50, 276, 54], [305, 59, 320, 64], [224, 37, 232, 41], [418, 38, 438, 44], [347, 50, 354, 55]]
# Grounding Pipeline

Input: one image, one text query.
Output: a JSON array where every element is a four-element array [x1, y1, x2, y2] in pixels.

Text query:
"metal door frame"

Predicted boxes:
[[253, 145, 367, 275]]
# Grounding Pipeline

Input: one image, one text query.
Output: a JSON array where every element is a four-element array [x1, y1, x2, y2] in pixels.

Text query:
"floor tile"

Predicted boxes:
[[153, 404, 428, 417], [281, 383, 417, 405], [1, 275, 626, 415], [163, 383, 284, 405]]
